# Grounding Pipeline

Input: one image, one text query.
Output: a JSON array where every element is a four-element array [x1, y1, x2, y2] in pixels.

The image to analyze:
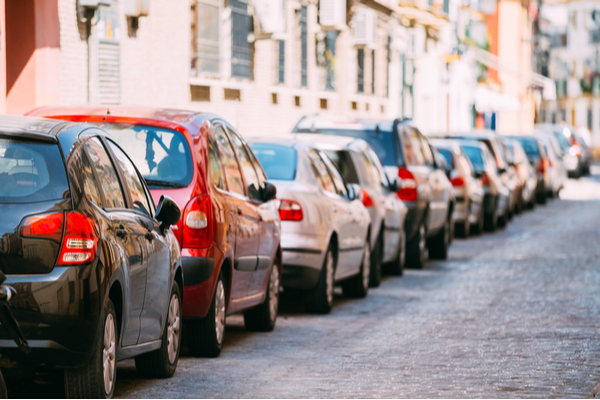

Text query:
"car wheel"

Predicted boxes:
[[406, 220, 426, 269], [387, 229, 406, 276], [135, 281, 182, 378], [536, 191, 547, 205], [244, 259, 280, 332], [368, 234, 383, 288], [65, 299, 117, 399], [471, 207, 484, 235], [342, 240, 370, 298], [429, 213, 450, 260], [305, 245, 335, 314], [188, 274, 226, 358], [455, 203, 470, 239]]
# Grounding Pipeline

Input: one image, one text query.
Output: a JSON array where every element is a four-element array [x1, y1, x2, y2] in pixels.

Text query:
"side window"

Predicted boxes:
[[362, 150, 383, 187], [208, 134, 227, 190], [366, 148, 389, 186], [107, 140, 153, 217], [307, 150, 335, 193], [320, 151, 348, 198], [419, 133, 435, 166], [81, 150, 103, 206], [458, 154, 473, 176], [403, 128, 425, 166], [84, 137, 126, 209], [227, 127, 261, 201], [214, 125, 245, 196], [247, 145, 267, 187]]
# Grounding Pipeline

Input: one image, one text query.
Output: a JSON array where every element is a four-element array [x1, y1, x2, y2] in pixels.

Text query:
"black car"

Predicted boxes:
[[293, 115, 454, 269], [0, 116, 182, 398]]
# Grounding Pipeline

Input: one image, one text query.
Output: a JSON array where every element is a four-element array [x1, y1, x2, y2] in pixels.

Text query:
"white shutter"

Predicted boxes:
[[123, 0, 149, 17], [320, 0, 346, 30], [98, 42, 121, 105], [254, 0, 286, 35], [352, 8, 377, 49]]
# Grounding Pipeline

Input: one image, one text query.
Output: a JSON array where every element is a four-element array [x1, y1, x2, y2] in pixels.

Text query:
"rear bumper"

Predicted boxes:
[[182, 248, 220, 319], [281, 233, 326, 290], [404, 201, 426, 242], [483, 193, 497, 214]]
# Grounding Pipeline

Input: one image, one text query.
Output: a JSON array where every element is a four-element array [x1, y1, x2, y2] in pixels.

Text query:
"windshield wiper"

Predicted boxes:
[[144, 179, 186, 188]]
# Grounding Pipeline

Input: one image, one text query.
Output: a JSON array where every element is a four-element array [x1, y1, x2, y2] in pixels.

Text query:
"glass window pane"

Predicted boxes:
[[324, 150, 359, 184], [308, 150, 335, 193], [84, 138, 126, 209], [214, 126, 245, 196], [208, 134, 226, 190], [81, 150, 103, 206], [251, 143, 297, 181], [320, 151, 348, 197], [228, 128, 261, 200]]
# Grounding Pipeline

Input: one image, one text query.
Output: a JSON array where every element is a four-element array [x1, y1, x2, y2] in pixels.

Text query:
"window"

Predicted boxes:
[[588, 108, 593, 130], [247, 145, 267, 186], [365, 147, 389, 186], [419, 134, 435, 166], [324, 150, 359, 184], [325, 31, 337, 90], [251, 144, 297, 181], [300, 5, 308, 87], [227, 127, 261, 200], [357, 48, 364, 93], [371, 49, 375, 95], [308, 149, 335, 193], [84, 138, 126, 209], [402, 128, 425, 166], [278, 40, 285, 84], [208, 134, 227, 190], [81, 150, 103, 206], [361, 150, 383, 187], [192, 0, 220, 76], [321, 152, 348, 198], [214, 125, 245, 195], [231, 0, 253, 79], [107, 141, 153, 217]]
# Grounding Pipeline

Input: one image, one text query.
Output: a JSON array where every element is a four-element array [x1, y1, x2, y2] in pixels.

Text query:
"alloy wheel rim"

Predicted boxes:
[[325, 252, 334, 305], [268, 266, 280, 322], [215, 280, 225, 345], [167, 293, 180, 364], [362, 243, 370, 290], [102, 313, 116, 396]]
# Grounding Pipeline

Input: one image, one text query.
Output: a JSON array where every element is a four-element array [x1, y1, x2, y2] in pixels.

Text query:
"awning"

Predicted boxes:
[[475, 86, 521, 113]]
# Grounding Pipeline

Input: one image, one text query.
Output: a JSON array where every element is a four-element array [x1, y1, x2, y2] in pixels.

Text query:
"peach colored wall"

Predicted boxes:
[[34, 0, 60, 109], [0, 1, 6, 114]]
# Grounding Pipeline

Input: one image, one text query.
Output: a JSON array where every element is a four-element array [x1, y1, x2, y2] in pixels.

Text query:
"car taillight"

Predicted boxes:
[[572, 141, 581, 157], [359, 188, 374, 207], [21, 212, 64, 242], [481, 172, 490, 187], [278, 199, 303, 221], [537, 159, 548, 174], [396, 168, 418, 202], [548, 159, 553, 167], [450, 176, 465, 187], [182, 194, 213, 249]]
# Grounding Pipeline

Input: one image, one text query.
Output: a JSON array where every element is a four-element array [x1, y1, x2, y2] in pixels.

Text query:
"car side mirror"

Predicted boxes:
[[388, 179, 399, 192], [434, 153, 447, 171], [473, 170, 482, 179], [155, 195, 181, 232], [346, 183, 360, 201], [262, 182, 277, 202]]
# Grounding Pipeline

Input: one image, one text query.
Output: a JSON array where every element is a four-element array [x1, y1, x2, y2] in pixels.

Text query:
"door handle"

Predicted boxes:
[[237, 206, 243, 215], [116, 226, 127, 238], [145, 230, 154, 241]]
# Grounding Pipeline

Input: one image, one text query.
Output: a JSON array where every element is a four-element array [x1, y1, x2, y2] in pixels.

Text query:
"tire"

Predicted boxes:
[[429, 214, 450, 260], [305, 246, 335, 314], [65, 299, 117, 399], [498, 207, 507, 228], [342, 240, 370, 298], [455, 220, 469, 239], [536, 191, 547, 205], [470, 207, 484, 235], [484, 207, 498, 232], [188, 273, 226, 358], [406, 220, 426, 269], [135, 281, 182, 378], [387, 230, 406, 276], [0, 372, 5, 399], [244, 259, 280, 332], [368, 234, 383, 288]]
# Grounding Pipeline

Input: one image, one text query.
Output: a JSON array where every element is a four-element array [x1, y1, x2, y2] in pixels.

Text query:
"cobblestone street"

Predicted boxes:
[[8, 168, 600, 398]]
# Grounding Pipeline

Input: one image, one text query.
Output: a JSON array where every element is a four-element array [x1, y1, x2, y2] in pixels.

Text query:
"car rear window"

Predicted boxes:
[[324, 150, 359, 184], [437, 149, 453, 169], [552, 132, 571, 150], [295, 128, 400, 167], [95, 123, 193, 188], [250, 143, 297, 181], [0, 138, 69, 203], [461, 145, 485, 169], [513, 137, 541, 160]]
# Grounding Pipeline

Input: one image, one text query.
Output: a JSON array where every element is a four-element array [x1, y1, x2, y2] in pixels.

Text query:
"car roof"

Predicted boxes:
[[429, 138, 463, 152], [294, 114, 395, 132], [0, 115, 77, 142], [249, 133, 367, 151]]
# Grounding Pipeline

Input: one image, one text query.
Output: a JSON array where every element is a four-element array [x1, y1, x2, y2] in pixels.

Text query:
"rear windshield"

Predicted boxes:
[[504, 143, 515, 159], [95, 123, 193, 188], [0, 139, 69, 203], [295, 128, 400, 166], [513, 137, 541, 160], [437, 149, 453, 169], [250, 143, 297, 181], [461, 145, 485, 170], [553, 132, 571, 150], [324, 150, 359, 184]]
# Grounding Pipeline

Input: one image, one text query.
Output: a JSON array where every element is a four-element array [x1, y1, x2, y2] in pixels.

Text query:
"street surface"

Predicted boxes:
[[7, 166, 600, 398]]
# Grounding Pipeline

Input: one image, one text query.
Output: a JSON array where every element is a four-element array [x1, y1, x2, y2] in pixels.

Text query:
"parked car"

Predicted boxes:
[[501, 138, 537, 210], [534, 133, 567, 198], [430, 139, 485, 237], [28, 106, 282, 358], [459, 140, 510, 231], [292, 116, 454, 268], [291, 134, 407, 283], [0, 115, 183, 398], [536, 124, 587, 178], [508, 135, 550, 204], [249, 138, 372, 314]]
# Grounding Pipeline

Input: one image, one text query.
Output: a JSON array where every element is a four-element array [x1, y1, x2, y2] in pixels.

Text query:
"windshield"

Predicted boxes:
[[0, 139, 69, 203], [513, 137, 541, 161], [437, 149, 453, 170], [294, 128, 400, 166], [250, 143, 297, 181], [461, 145, 485, 171], [95, 123, 193, 188], [553, 131, 571, 150]]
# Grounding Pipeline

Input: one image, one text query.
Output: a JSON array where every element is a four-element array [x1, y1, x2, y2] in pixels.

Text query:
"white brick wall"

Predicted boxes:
[[58, 0, 89, 105]]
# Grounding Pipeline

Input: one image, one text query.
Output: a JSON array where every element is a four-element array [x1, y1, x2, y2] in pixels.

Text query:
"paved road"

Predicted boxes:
[[7, 167, 600, 398]]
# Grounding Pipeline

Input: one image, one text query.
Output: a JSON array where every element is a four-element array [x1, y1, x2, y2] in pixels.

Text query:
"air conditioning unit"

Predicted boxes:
[[352, 8, 377, 49], [79, 0, 116, 8], [320, 0, 346, 31], [123, 0, 149, 17], [254, 0, 286, 35]]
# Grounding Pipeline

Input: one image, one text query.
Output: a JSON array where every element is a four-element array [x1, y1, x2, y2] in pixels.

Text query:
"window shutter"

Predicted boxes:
[[231, 0, 252, 79], [194, 0, 220, 76], [98, 41, 121, 104], [319, 0, 346, 30], [351, 8, 377, 49]]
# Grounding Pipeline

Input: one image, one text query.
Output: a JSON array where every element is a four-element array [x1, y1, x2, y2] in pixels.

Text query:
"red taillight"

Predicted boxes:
[[21, 212, 64, 243], [481, 172, 490, 187], [548, 159, 553, 167], [278, 199, 303, 221], [396, 168, 418, 202], [537, 158, 548, 174], [182, 195, 213, 249], [572, 141, 581, 157], [450, 176, 465, 187], [359, 188, 374, 207]]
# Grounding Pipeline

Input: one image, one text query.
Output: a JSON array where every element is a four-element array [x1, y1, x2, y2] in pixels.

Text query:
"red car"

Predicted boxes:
[[28, 107, 282, 357]]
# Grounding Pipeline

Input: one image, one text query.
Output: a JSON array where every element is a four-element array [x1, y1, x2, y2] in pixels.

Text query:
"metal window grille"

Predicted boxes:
[[588, 109, 593, 129], [300, 5, 308, 87], [98, 41, 121, 104], [278, 40, 285, 84], [357, 48, 364, 93], [325, 31, 337, 91], [193, 0, 220, 76], [371, 49, 375, 95], [231, 0, 252, 79]]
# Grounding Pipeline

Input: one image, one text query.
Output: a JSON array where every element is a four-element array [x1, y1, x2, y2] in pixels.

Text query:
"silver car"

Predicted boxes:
[[502, 138, 537, 210], [534, 133, 567, 198], [430, 139, 485, 237], [249, 139, 372, 314], [296, 134, 408, 284]]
